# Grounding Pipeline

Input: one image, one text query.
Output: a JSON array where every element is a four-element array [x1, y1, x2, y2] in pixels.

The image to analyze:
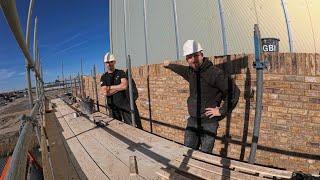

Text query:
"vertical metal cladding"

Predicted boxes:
[[109, 0, 320, 68]]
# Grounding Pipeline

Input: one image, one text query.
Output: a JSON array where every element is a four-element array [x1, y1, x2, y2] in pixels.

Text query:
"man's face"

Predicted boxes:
[[186, 51, 203, 70], [105, 61, 116, 71]]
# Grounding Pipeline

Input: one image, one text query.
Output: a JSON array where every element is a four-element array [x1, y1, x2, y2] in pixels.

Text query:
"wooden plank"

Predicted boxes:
[[54, 99, 189, 179], [40, 126, 53, 180], [186, 151, 292, 179], [66, 138, 109, 179], [58, 105, 153, 179], [59, 110, 126, 179], [171, 157, 265, 180], [92, 112, 190, 159], [51, 100, 110, 180], [129, 156, 138, 175], [156, 168, 192, 180], [86, 125, 164, 179], [44, 112, 82, 180]]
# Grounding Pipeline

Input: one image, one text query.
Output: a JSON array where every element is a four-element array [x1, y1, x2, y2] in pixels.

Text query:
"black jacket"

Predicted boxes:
[[165, 58, 239, 118]]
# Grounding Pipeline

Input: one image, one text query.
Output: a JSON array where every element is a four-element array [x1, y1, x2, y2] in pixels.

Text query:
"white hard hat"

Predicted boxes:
[[183, 40, 204, 56], [104, 52, 116, 62]]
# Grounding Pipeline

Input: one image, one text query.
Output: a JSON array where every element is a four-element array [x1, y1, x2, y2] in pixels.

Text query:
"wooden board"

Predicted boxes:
[[44, 112, 81, 180], [156, 168, 192, 180], [170, 157, 265, 180], [50, 99, 294, 180], [186, 151, 292, 179]]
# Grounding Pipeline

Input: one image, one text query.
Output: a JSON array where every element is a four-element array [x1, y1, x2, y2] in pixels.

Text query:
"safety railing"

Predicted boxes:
[[0, 0, 49, 179], [5, 94, 44, 180]]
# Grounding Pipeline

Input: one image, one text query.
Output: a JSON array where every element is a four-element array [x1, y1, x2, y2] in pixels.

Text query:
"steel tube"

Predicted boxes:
[[126, 55, 136, 127], [93, 65, 99, 111], [172, 0, 180, 60], [248, 24, 264, 164], [6, 119, 33, 180], [218, 0, 228, 55], [25, 0, 35, 109], [280, 0, 294, 52]]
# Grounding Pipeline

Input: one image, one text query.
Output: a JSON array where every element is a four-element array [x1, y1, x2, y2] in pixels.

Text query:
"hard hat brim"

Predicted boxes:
[[104, 59, 116, 63], [183, 49, 204, 56]]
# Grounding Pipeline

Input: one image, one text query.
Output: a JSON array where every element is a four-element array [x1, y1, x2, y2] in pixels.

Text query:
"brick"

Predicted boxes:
[[267, 106, 288, 113], [309, 116, 320, 124], [271, 124, 289, 131], [306, 54, 316, 76], [278, 94, 290, 101], [283, 75, 305, 82], [305, 90, 320, 97], [288, 108, 308, 115], [316, 53, 320, 75], [282, 101, 303, 108], [276, 119, 287, 125], [304, 102, 320, 110], [305, 76, 320, 83], [272, 112, 291, 120], [311, 84, 320, 91], [309, 110, 320, 117], [296, 53, 306, 75], [290, 82, 311, 90]]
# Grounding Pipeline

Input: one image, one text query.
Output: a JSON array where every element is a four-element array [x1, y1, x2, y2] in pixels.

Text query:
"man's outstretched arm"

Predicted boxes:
[[163, 60, 189, 80]]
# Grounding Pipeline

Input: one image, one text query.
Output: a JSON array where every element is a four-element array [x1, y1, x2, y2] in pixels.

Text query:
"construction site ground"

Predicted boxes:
[[43, 98, 294, 180]]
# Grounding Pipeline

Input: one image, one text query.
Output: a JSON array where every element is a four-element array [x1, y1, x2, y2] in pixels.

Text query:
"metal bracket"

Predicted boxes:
[[19, 114, 40, 134], [253, 60, 269, 70]]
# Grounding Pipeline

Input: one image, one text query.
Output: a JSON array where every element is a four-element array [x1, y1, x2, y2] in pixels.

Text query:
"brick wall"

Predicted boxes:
[[80, 53, 320, 174]]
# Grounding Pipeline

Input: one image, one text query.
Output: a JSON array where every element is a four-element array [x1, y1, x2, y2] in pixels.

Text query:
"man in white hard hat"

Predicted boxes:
[[100, 53, 143, 129], [164, 40, 239, 153]]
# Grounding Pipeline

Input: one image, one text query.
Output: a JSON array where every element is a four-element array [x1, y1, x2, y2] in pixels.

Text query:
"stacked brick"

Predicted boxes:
[[78, 53, 320, 174]]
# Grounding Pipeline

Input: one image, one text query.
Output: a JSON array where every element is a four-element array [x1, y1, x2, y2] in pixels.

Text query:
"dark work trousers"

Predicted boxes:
[[107, 102, 143, 130], [184, 116, 219, 153]]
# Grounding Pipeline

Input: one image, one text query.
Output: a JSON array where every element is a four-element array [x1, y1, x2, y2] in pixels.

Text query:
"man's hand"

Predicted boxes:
[[205, 107, 221, 118], [100, 86, 110, 95], [163, 60, 171, 67]]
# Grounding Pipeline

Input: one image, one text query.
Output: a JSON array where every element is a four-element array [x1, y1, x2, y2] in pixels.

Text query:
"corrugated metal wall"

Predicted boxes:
[[109, 0, 320, 68]]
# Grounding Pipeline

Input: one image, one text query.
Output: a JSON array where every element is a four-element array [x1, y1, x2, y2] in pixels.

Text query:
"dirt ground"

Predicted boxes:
[[0, 89, 69, 157], [0, 97, 31, 156]]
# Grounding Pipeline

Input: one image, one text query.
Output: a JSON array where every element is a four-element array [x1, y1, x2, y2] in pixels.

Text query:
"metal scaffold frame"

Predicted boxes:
[[0, 0, 53, 179]]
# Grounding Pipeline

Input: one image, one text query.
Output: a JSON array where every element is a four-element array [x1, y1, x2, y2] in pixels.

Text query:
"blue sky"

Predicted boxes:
[[0, 0, 109, 93]]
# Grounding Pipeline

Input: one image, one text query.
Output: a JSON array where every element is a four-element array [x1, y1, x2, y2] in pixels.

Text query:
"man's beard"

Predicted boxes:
[[107, 66, 115, 71]]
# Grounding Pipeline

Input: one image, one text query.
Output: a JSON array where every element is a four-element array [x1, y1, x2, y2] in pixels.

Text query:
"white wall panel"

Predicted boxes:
[[109, 0, 320, 68], [176, 0, 224, 56], [127, 0, 147, 67], [255, 0, 289, 52], [287, 0, 315, 53], [223, 0, 256, 54]]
